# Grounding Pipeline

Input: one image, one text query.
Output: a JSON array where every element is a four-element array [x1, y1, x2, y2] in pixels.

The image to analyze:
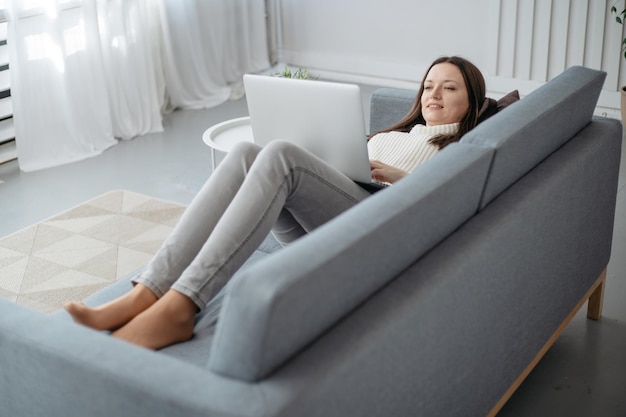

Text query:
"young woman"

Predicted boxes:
[[65, 56, 486, 349]]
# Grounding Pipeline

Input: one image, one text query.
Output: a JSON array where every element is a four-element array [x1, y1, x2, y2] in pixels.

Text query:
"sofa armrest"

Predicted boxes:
[[369, 87, 416, 133], [0, 298, 263, 417], [209, 142, 494, 382]]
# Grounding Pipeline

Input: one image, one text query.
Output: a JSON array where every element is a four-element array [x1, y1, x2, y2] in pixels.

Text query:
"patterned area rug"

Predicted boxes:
[[0, 190, 185, 313]]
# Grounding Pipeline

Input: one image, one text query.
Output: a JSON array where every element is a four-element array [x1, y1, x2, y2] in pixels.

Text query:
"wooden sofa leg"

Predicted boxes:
[[587, 269, 607, 321], [487, 267, 609, 416]]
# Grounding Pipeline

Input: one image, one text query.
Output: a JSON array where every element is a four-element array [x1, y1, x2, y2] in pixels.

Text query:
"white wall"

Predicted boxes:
[[274, 0, 624, 118]]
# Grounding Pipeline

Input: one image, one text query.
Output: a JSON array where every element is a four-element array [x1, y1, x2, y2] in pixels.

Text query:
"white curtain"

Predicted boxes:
[[96, 0, 166, 140], [7, 0, 270, 172], [160, 1, 270, 108]]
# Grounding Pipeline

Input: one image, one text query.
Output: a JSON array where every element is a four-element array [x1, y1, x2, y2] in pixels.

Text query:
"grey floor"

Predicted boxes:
[[0, 84, 625, 416]]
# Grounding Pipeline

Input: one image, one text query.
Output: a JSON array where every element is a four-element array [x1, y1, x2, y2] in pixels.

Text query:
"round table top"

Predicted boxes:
[[202, 116, 254, 153]]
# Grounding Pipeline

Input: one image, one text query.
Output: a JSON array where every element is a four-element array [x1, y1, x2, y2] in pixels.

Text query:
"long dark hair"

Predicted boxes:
[[372, 56, 486, 149]]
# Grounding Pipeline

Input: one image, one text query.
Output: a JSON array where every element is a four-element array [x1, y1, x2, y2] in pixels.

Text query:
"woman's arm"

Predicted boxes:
[[369, 160, 409, 184]]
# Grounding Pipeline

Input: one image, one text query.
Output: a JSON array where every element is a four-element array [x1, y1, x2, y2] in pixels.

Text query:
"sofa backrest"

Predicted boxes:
[[369, 88, 416, 134], [209, 142, 494, 382], [460, 66, 606, 209]]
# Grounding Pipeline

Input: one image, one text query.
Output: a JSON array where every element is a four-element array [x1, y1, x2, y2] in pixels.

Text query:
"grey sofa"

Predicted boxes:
[[0, 66, 621, 417]]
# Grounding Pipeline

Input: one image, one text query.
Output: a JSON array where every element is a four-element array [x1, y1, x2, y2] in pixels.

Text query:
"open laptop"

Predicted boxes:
[[243, 74, 375, 184]]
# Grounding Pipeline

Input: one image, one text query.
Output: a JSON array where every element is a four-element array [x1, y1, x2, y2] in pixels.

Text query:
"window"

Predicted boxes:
[[0, 2, 15, 164]]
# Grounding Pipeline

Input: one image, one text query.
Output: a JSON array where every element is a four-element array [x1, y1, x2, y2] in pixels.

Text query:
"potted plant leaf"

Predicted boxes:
[[271, 66, 317, 80]]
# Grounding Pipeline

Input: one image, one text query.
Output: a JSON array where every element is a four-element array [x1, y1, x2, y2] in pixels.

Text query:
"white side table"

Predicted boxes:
[[202, 116, 254, 170]]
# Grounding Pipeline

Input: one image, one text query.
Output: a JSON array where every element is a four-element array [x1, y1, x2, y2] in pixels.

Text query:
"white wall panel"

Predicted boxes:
[[566, 0, 588, 68], [498, 0, 517, 78], [547, 0, 570, 80], [486, 0, 501, 76], [515, 0, 534, 80], [531, 0, 552, 82], [492, 0, 621, 114], [276, 0, 624, 115], [584, 1, 606, 70]]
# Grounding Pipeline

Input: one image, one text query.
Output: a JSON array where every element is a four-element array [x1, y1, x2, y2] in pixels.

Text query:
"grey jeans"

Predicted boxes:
[[136, 140, 372, 309]]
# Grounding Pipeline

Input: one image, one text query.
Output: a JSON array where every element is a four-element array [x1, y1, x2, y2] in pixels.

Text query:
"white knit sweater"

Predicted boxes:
[[367, 123, 459, 173]]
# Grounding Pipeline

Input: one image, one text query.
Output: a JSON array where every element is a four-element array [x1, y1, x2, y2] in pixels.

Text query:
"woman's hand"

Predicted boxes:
[[369, 160, 408, 184]]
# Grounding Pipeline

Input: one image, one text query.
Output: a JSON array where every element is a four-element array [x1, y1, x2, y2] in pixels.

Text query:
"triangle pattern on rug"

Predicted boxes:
[[47, 213, 118, 235], [117, 246, 154, 280], [30, 224, 76, 254], [23, 269, 110, 294], [0, 245, 27, 268], [0, 257, 29, 293], [89, 190, 126, 212], [19, 256, 68, 293], [0, 190, 185, 314], [0, 226, 38, 254], [35, 234, 115, 269], [74, 247, 120, 281], [125, 224, 174, 254], [18, 283, 113, 313]]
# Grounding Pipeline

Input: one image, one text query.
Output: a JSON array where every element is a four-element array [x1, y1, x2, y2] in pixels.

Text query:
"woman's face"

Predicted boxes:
[[420, 63, 470, 126]]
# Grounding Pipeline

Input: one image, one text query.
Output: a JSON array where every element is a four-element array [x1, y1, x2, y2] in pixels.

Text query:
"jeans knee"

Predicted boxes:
[[221, 141, 262, 168], [231, 140, 262, 156], [263, 140, 298, 154], [256, 141, 313, 175], [260, 140, 310, 164]]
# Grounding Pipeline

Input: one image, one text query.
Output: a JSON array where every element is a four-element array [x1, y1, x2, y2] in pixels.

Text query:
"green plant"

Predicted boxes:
[[271, 66, 316, 80], [611, 1, 626, 59]]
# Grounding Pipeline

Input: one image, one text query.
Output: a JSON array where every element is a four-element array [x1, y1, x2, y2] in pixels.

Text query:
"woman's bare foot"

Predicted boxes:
[[64, 284, 158, 331], [111, 290, 197, 350]]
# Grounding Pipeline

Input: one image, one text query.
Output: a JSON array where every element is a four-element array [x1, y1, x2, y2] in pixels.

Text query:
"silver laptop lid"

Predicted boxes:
[[243, 74, 371, 183]]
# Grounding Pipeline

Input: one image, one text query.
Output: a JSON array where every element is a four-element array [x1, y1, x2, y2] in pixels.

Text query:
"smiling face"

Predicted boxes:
[[420, 63, 470, 126]]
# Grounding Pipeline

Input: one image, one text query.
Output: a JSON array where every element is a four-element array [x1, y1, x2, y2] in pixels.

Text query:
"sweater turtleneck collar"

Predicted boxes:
[[410, 123, 460, 135]]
